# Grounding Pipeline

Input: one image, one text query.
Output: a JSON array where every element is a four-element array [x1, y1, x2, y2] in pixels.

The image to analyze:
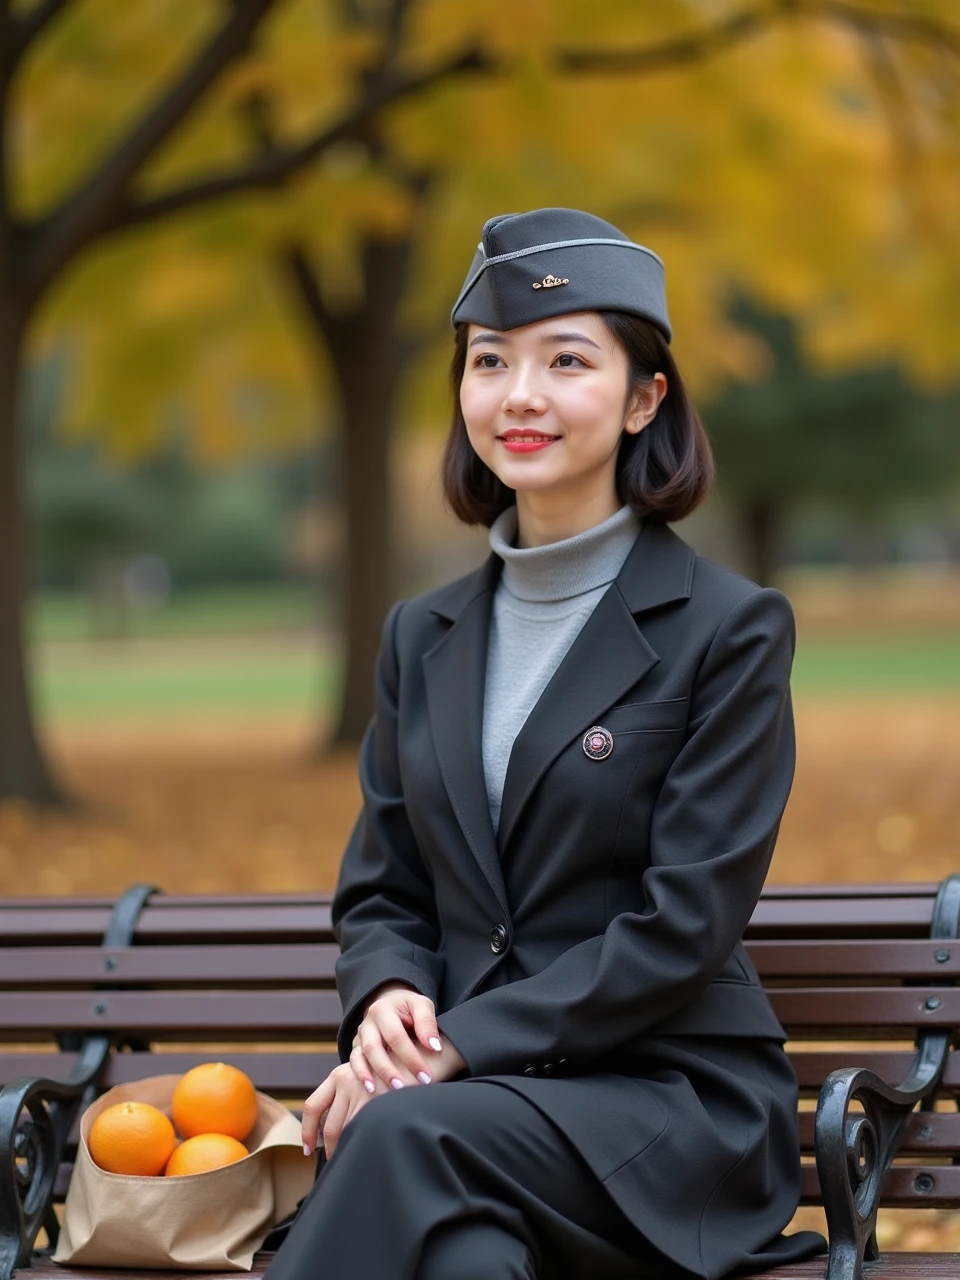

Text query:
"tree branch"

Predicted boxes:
[[24, 0, 957, 277], [100, 0, 769, 239], [859, 30, 920, 162], [21, 0, 277, 306], [556, 5, 774, 73], [283, 243, 337, 346], [106, 46, 487, 234], [557, 2, 960, 74], [822, 3, 960, 58], [383, 0, 414, 65], [9, 0, 74, 66], [856, 29, 937, 233]]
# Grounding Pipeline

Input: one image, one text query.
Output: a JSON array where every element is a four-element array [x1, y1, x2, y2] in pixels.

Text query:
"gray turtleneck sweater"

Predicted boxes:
[[483, 503, 641, 833]]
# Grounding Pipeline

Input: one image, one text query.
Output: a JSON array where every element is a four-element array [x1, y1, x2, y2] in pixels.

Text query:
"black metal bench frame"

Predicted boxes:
[[2, 877, 959, 1280], [1, 885, 159, 1280]]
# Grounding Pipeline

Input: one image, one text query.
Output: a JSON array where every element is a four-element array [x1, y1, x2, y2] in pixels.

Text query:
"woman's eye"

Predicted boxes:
[[474, 353, 502, 369], [554, 352, 584, 368]]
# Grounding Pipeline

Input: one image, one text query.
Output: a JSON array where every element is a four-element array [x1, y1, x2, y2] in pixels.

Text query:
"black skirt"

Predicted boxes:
[[265, 1036, 825, 1280]]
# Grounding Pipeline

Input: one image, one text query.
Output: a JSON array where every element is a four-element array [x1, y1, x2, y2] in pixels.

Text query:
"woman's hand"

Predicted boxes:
[[351, 982, 467, 1092], [302, 1063, 387, 1161], [351, 982, 443, 1091]]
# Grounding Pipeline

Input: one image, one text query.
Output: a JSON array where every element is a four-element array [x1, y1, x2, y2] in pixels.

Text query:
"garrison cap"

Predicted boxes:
[[450, 207, 671, 342]]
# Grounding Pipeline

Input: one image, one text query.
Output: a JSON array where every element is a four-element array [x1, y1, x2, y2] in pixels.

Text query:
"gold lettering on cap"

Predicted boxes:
[[532, 274, 570, 290]]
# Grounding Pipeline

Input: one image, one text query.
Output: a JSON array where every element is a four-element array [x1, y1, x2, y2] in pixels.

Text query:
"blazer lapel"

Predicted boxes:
[[422, 553, 509, 915], [495, 583, 657, 857], [496, 519, 696, 858]]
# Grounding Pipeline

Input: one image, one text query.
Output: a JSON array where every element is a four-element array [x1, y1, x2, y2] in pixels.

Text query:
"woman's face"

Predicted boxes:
[[460, 312, 659, 518]]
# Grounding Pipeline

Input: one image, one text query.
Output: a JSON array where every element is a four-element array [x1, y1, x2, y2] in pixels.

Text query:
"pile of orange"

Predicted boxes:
[[89, 1063, 258, 1178]]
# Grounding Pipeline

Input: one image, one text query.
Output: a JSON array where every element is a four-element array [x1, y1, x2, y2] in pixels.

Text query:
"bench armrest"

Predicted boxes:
[[0, 1036, 110, 1280], [815, 1030, 950, 1280], [815, 870, 960, 1280]]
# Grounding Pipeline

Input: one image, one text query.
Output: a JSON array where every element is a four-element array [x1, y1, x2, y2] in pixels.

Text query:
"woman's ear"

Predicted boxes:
[[625, 372, 668, 435]]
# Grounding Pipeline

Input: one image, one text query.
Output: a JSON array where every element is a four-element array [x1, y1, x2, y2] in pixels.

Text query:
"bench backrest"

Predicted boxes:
[[1, 884, 957, 1210]]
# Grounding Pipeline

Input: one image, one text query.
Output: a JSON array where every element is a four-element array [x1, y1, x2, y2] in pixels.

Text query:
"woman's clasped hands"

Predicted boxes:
[[302, 982, 466, 1160]]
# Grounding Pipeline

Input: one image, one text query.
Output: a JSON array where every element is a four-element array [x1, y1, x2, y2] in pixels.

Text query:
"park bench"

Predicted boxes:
[[2, 879, 960, 1280]]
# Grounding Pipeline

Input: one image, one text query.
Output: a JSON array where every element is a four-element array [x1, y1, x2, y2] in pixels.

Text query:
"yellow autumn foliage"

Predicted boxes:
[[12, 0, 960, 457]]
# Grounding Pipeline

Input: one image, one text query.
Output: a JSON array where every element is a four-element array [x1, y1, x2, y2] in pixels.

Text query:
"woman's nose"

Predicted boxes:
[[501, 367, 548, 415]]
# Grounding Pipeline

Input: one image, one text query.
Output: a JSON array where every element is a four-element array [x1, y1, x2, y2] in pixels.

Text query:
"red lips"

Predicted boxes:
[[497, 429, 559, 453]]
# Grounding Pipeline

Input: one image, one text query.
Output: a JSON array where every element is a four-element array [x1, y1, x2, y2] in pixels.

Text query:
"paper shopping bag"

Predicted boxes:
[[54, 1073, 316, 1271]]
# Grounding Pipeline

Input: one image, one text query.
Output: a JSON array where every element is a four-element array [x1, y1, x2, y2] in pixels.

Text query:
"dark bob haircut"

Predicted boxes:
[[441, 311, 714, 527]]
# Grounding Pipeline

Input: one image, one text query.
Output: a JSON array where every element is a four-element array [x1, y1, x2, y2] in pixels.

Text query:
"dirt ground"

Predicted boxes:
[[4, 695, 958, 896], [4, 694, 960, 1252]]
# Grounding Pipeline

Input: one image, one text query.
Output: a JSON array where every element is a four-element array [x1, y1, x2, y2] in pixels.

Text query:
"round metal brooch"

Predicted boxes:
[[582, 725, 614, 761]]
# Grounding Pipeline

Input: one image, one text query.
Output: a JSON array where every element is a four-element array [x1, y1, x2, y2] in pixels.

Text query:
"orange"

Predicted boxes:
[[164, 1132, 248, 1177], [171, 1062, 258, 1141], [88, 1101, 177, 1176]]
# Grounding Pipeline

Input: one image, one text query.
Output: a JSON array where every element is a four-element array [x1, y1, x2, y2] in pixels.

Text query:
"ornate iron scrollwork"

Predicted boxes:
[[0, 883, 158, 1280], [815, 873, 960, 1280]]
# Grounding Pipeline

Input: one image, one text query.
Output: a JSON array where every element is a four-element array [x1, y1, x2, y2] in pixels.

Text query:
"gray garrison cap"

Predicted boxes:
[[450, 207, 671, 342]]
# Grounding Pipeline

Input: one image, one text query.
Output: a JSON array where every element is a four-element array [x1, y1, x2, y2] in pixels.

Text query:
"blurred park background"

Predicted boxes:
[[1, 0, 959, 893], [1, 0, 959, 1249]]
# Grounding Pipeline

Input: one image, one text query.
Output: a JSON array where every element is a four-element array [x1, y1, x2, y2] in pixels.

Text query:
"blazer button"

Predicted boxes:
[[490, 923, 508, 955], [523, 1064, 538, 1077]]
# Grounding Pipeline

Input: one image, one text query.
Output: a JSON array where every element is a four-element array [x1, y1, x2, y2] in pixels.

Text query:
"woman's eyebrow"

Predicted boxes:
[[468, 332, 508, 347], [541, 331, 601, 349], [468, 331, 602, 349]]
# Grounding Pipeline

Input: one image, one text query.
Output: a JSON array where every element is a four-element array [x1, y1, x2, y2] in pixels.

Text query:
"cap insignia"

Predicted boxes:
[[532, 274, 570, 290]]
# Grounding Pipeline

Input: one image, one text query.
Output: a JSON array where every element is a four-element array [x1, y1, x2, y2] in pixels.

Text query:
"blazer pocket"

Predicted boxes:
[[600, 697, 688, 736]]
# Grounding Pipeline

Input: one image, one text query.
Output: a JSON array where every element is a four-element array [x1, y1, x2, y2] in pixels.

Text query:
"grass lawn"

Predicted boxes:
[[28, 585, 333, 721], [28, 583, 321, 643], [31, 643, 337, 719], [791, 632, 960, 693], [26, 585, 960, 722]]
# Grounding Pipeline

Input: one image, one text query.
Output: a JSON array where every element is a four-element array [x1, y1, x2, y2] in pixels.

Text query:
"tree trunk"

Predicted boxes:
[[333, 335, 396, 743], [0, 302, 66, 803], [289, 233, 418, 744], [739, 498, 781, 588]]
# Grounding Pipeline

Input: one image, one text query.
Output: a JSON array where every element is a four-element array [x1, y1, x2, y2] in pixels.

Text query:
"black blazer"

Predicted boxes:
[[334, 516, 792, 1057], [330, 518, 810, 1276]]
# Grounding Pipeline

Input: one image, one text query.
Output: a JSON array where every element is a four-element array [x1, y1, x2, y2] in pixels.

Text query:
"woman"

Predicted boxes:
[[266, 209, 826, 1279]]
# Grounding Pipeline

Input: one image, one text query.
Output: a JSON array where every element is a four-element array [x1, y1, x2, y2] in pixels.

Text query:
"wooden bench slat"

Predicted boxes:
[[747, 900, 934, 937], [758, 884, 940, 899], [0, 902, 334, 945], [0, 944, 339, 985], [7, 938, 959, 988], [801, 1161, 960, 1207], [3, 1048, 955, 1107], [12, 940, 960, 986], [26, 1255, 275, 1280], [751, 1256, 960, 1278], [0, 989, 342, 1037], [771, 987, 960, 1030], [0, 888, 939, 947], [0, 893, 329, 908], [7, 985, 955, 1040], [24, 1254, 960, 1280], [0, 1051, 338, 1092], [749, 938, 960, 979], [787, 1051, 929, 1091], [798, 1109, 960, 1154]]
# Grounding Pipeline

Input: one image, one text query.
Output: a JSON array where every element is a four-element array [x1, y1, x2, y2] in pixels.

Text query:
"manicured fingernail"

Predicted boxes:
[[303, 1144, 311, 1156], [364, 1079, 375, 1094], [417, 1072, 431, 1085], [390, 1077, 404, 1090], [429, 1037, 442, 1052]]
